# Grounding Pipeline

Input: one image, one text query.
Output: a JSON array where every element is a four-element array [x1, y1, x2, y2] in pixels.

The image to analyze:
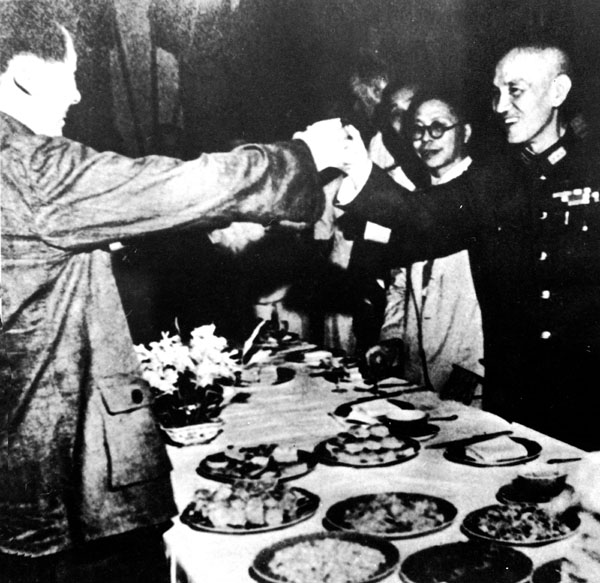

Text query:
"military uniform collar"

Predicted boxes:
[[515, 130, 576, 179]]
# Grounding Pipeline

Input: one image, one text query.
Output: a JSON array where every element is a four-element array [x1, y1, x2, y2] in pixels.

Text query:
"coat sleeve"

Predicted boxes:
[[337, 163, 486, 265], [25, 137, 322, 249]]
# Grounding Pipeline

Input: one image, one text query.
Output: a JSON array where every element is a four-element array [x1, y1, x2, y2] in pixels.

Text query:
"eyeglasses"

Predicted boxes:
[[411, 122, 460, 141]]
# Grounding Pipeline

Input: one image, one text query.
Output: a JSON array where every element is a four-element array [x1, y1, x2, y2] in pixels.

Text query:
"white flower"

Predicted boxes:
[[135, 325, 239, 394]]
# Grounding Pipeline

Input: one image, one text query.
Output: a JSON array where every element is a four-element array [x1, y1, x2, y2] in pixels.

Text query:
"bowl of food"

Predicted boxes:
[[378, 408, 430, 433], [513, 466, 568, 499]]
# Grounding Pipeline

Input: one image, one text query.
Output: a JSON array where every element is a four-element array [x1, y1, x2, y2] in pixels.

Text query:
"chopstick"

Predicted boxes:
[[426, 429, 513, 450], [546, 457, 583, 464]]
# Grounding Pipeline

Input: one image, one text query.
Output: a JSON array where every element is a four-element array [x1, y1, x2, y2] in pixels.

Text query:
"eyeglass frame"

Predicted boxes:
[[410, 121, 461, 141]]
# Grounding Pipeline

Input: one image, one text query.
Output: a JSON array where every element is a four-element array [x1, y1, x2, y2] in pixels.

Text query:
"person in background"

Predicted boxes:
[[368, 79, 430, 191], [309, 52, 390, 356], [331, 41, 600, 451], [328, 49, 390, 149], [365, 89, 484, 391], [0, 5, 338, 582]]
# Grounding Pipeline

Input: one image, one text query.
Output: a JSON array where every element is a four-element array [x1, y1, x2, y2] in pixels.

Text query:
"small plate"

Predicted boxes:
[[461, 503, 580, 547], [324, 491, 457, 539], [444, 436, 542, 467], [400, 541, 533, 583], [180, 486, 319, 535], [250, 531, 400, 583], [497, 482, 575, 505]]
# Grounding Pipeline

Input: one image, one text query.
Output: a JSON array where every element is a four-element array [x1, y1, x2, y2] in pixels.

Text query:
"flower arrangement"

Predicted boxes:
[[135, 325, 239, 428]]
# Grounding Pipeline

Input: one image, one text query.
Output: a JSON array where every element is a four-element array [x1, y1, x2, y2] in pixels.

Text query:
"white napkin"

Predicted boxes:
[[346, 399, 413, 425], [465, 436, 529, 463]]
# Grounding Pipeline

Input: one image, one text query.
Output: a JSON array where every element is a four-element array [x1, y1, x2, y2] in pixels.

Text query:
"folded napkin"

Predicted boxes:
[[465, 436, 529, 463], [346, 399, 412, 424]]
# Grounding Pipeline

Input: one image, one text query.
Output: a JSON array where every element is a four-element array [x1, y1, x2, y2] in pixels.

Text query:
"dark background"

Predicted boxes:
[[55, 0, 600, 155], [34, 0, 600, 346]]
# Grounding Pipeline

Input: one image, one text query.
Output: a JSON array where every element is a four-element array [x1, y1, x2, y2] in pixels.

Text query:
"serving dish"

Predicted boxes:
[[444, 436, 542, 467], [324, 491, 457, 539], [461, 503, 580, 546], [250, 531, 400, 583], [180, 482, 319, 535], [197, 443, 315, 483], [315, 424, 419, 468], [399, 541, 533, 583]]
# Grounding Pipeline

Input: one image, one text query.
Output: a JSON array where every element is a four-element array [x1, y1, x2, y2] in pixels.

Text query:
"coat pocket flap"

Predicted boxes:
[[98, 374, 153, 414]]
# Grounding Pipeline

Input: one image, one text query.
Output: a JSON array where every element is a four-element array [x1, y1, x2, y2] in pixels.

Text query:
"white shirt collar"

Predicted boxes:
[[431, 156, 472, 185]]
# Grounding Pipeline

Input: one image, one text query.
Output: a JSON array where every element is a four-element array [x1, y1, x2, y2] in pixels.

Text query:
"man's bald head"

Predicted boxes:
[[500, 44, 572, 79], [493, 43, 573, 153]]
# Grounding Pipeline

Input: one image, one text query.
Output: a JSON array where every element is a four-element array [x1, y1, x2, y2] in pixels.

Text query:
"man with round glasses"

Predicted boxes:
[[366, 89, 483, 393], [410, 120, 461, 141], [334, 42, 600, 451]]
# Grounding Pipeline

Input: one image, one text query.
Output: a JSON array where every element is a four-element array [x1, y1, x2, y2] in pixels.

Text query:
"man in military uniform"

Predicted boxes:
[[333, 43, 600, 451]]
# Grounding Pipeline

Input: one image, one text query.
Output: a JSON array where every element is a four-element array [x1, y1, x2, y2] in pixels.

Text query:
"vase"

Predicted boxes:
[[160, 418, 224, 447], [151, 379, 229, 446]]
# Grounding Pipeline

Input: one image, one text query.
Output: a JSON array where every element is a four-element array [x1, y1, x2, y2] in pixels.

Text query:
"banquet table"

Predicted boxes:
[[163, 358, 593, 583]]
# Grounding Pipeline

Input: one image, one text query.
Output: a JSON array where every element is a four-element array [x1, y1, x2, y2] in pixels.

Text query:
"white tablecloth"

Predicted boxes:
[[164, 372, 588, 583]]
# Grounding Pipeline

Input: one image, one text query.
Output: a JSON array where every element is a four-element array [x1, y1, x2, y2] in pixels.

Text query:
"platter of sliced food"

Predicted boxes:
[[324, 491, 457, 539], [180, 480, 319, 535], [197, 443, 315, 482], [315, 424, 419, 468]]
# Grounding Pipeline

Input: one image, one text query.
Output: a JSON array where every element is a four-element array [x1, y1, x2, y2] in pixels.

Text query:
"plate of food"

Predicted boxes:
[[324, 491, 457, 539], [461, 503, 580, 546], [315, 424, 420, 468], [250, 531, 400, 583], [444, 435, 542, 467], [399, 541, 533, 583], [197, 443, 316, 482], [180, 480, 319, 535]]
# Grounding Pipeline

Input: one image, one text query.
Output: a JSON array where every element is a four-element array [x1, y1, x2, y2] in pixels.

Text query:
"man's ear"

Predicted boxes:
[[463, 123, 472, 145], [9, 55, 45, 98], [10, 59, 35, 97], [551, 74, 572, 107]]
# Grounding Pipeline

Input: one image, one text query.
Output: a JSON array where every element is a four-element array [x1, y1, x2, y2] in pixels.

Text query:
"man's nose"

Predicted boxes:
[[494, 91, 510, 114], [71, 86, 81, 105]]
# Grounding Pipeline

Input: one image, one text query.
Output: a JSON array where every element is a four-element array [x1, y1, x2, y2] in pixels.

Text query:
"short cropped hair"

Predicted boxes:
[[0, 2, 67, 74], [503, 43, 572, 78]]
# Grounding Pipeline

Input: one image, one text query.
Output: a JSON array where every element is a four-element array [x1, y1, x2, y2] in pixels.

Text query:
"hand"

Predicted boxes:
[[364, 339, 404, 381], [340, 124, 370, 176], [293, 118, 350, 171], [208, 222, 266, 253]]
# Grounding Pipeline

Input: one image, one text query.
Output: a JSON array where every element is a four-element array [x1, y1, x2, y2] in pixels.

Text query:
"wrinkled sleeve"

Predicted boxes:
[[27, 137, 322, 249]]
